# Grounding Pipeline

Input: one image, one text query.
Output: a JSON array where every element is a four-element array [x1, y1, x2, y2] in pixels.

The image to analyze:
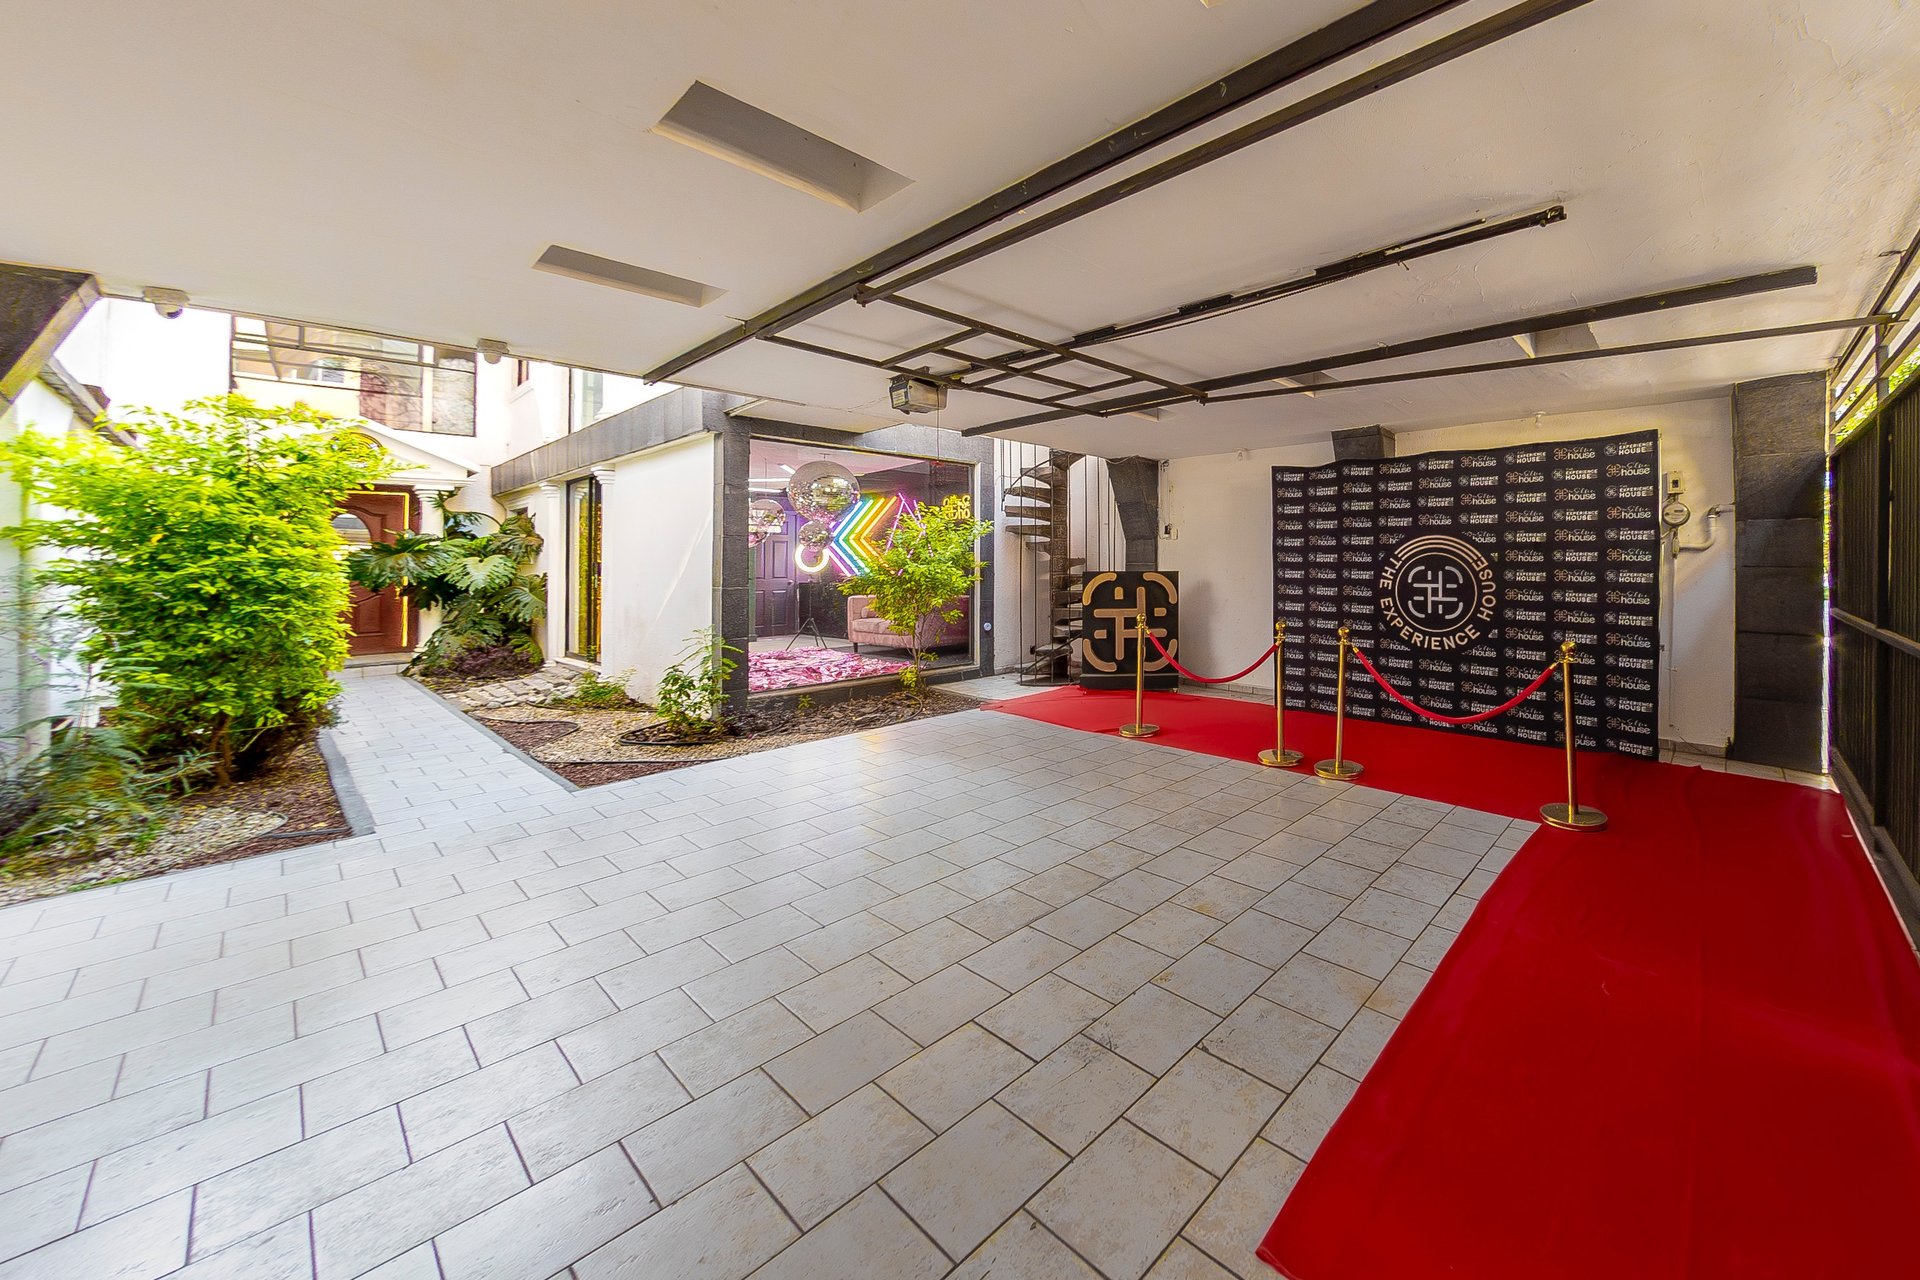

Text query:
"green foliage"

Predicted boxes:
[[655, 628, 738, 738], [838, 494, 992, 696], [0, 725, 174, 871], [348, 506, 546, 675], [547, 670, 635, 710], [0, 395, 393, 782]]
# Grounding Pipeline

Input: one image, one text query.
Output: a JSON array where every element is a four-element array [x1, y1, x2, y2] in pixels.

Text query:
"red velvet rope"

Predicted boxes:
[[1349, 645, 1558, 725], [1145, 630, 1278, 684]]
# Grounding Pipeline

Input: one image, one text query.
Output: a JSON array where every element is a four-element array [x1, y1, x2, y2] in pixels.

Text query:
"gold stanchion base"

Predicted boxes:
[[1257, 748, 1303, 768], [1314, 759, 1363, 780], [1540, 802, 1608, 831], [1119, 723, 1160, 738]]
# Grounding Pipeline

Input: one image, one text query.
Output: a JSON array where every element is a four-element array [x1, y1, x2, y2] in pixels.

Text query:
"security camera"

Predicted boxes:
[[142, 287, 189, 319]]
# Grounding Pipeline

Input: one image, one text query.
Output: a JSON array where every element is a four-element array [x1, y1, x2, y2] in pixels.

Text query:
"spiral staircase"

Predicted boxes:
[[1004, 450, 1085, 682]]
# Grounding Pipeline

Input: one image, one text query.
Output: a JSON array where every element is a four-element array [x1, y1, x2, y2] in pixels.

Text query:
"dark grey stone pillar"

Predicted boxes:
[[710, 407, 753, 712], [1105, 456, 1160, 572], [1332, 424, 1395, 460], [1, 263, 99, 414], [1730, 371, 1826, 770]]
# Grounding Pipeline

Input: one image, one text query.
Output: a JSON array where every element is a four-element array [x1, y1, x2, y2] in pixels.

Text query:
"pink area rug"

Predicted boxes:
[[748, 646, 908, 692]]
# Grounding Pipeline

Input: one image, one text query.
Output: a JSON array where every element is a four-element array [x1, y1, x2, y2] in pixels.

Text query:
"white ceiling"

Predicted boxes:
[[9, 0, 1918, 457]]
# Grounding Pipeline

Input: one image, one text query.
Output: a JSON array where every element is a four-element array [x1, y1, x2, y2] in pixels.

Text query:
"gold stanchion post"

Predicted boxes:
[[1540, 639, 1607, 830], [1258, 620, 1302, 768], [1119, 610, 1159, 738], [1314, 625, 1364, 780]]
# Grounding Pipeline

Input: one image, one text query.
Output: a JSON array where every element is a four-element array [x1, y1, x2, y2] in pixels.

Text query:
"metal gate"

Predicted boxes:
[[1829, 338, 1920, 887]]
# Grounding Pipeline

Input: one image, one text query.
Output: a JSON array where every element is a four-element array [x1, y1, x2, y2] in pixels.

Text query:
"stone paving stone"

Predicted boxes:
[[684, 947, 817, 1020], [552, 984, 705, 1079], [1180, 1139, 1306, 1278], [1263, 1064, 1361, 1161], [1151, 943, 1272, 1016], [999, 1035, 1153, 1155], [0, 1188, 190, 1280], [311, 1125, 529, 1280], [574, 1163, 794, 1280], [170, 1214, 314, 1280], [1303, 918, 1411, 980], [1085, 985, 1221, 1076], [873, 919, 992, 982], [1148, 1237, 1239, 1279], [399, 1041, 577, 1156], [948, 1211, 1104, 1280], [0, 1072, 207, 1196], [749, 1084, 933, 1229], [0, 1056, 119, 1134], [1056, 934, 1171, 1003], [750, 1186, 948, 1280], [190, 1106, 409, 1256], [1029, 1120, 1215, 1280], [765, 1010, 917, 1114], [302, 1026, 477, 1134], [976, 973, 1111, 1061], [466, 978, 615, 1065], [960, 926, 1078, 992], [882, 1101, 1067, 1259], [1033, 896, 1136, 950], [878, 1023, 1031, 1132], [625, 1070, 805, 1203], [0, 1165, 89, 1265], [1258, 953, 1378, 1030], [874, 965, 1006, 1046], [433, 1144, 653, 1280], [507, 1053, 689, 1179], [1127, 1048, 1285, 1177], [597, 938, 727, 1008], [777, 955, 911, 1032], [1202, 996, 1338, 1092], [1322, 1006, 1400, 1080]]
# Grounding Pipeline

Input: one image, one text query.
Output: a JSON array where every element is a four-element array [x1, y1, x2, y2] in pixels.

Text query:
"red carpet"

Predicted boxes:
[[987, 687, 1920, 1280]]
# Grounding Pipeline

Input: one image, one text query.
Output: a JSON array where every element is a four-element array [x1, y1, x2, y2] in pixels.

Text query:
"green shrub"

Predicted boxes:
[[347, 505, 545, 676], [838, 494, 992, 697], [548, 670, 634, 709], [0, 395, 393, 782], [655, 628, 738, 737], [0, 725, 170, 870]]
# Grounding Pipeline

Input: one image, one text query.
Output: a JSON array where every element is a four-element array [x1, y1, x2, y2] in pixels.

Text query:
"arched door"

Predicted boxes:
[[336, 490, 413, 655]]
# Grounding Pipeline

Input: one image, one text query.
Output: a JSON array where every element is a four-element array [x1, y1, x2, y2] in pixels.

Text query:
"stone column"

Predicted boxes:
[[1729, 371, 1826, 771], [536, 482, 566, 662], [1105, 456, 1161, 572]]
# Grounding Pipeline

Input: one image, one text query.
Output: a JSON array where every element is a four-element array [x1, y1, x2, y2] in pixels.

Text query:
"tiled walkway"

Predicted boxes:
[[0, 672, 1529, 1280]]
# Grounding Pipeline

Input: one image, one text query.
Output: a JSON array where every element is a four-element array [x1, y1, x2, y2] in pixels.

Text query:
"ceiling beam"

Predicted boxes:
[[858, 0, 1596, 302], [1198, 314, 1893, 405], [959, 266, 1821, 434], [641, 0, 1472, 383]]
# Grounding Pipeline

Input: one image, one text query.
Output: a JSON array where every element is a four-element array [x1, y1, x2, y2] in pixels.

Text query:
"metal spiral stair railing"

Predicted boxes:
[[1006, 450, 1084, 683]]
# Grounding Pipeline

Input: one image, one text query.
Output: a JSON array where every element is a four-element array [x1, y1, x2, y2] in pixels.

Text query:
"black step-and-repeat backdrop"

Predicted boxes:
[[1272, 430, 1661, 757]]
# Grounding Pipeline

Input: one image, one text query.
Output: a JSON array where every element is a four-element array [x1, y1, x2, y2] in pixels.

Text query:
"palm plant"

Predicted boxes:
[[347, 508, 546, 674]]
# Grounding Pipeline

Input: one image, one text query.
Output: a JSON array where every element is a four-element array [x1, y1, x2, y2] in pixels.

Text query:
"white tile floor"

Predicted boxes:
[[0, 671, 1533, 1280]]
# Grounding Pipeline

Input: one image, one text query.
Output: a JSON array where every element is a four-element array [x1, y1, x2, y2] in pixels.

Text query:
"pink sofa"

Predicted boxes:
[[847, 595, 970, 653]]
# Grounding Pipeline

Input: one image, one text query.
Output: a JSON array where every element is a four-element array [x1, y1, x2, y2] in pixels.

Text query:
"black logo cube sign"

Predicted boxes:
[[1273, 430, 1661, 757], [1080, 570, 1180, 691]]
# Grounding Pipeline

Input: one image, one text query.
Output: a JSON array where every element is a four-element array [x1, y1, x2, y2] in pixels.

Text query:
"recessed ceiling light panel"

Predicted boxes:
[[653, 81, 912, 212], [532, 245, 723, 308]]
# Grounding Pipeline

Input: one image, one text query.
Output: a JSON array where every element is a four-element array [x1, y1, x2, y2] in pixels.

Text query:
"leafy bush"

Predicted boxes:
[[0, 725, 171, 870], [347, 506, 545, 676], [655, 628, 738, 737], [547, 670, 635, 710], [838, 494, 992, 696], [0, 395, 392, 782]]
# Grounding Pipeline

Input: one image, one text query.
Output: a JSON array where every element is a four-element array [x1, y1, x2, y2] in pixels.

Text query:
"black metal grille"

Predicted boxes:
[[1830, 374, 1920, 881]]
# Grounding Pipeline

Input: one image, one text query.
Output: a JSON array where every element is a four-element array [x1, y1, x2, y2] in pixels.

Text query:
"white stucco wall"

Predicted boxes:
[[596, 434, 718, 702], [1160, 397, 1739, 751]]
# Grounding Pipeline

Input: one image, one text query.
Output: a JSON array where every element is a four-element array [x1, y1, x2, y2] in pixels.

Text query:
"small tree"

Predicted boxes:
[[0, 395, 392, 782], [346, 505, 545, 677], [838, 494, 992, 696]]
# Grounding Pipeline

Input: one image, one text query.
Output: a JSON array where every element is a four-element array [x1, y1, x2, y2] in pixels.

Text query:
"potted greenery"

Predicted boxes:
[[838, 494, 992, 698]]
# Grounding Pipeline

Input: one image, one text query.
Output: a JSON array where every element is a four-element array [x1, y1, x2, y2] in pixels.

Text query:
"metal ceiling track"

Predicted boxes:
[[753, 205, 1572, 422], [959, 266, 1823, 435], [643, 0, 1480, 383]]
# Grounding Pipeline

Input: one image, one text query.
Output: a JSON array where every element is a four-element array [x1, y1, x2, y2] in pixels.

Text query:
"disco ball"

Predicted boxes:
[[787, 460, 859, 521], [796, 519, 834, 550], [746, 498, 785, 547]]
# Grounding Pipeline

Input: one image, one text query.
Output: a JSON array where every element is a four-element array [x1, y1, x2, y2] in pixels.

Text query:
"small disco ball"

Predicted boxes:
[[787, 460, 858, 521], [796, 519, 834, 550], [746, 498, 785, 547]]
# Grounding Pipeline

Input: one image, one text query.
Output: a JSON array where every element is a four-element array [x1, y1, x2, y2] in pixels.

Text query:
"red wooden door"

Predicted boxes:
[[336, 490, 412, 655]]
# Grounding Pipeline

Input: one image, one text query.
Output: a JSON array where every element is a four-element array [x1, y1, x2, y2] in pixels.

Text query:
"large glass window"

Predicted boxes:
[[230, 316, 477, 436], [566, 476, 603, 660]]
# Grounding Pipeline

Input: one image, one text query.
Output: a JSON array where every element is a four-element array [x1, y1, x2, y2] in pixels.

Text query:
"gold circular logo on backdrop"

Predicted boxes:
[[1377, 534, 1497, 651]]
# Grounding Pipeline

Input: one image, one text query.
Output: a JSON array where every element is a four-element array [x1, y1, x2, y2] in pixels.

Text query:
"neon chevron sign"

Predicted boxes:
[[794, 493, 912, 576]]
